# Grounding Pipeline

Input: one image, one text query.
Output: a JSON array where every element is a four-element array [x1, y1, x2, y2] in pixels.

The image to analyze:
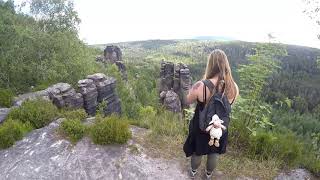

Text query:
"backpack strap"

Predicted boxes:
[[230, 96, 236, 105], [201, 79, 215, 103], [202, 79, 215, 93]]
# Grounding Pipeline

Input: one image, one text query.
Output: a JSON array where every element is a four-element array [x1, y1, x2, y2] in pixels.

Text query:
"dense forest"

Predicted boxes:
[[0, 0, 320, 178]]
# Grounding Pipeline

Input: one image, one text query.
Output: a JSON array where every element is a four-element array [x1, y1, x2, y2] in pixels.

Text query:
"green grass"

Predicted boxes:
[[59, 109, 87, 121]]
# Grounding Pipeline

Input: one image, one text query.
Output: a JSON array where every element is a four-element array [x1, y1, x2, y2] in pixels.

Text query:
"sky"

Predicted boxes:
[[12, 0, 320, 48], [52, 0, 320, 48]]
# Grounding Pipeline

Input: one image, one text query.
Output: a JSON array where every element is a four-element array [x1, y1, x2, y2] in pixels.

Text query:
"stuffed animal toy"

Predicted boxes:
[[205, 114, 226, 147]]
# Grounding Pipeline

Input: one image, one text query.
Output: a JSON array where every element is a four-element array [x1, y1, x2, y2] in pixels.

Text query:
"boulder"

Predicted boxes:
[[160, 90, 182, 113]]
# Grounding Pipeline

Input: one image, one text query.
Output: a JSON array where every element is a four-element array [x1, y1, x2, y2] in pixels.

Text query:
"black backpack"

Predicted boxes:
[[198, 79, 232, 132]]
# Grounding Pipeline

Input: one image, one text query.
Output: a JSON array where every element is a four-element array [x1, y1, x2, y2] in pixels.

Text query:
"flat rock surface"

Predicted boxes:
[[0, 119, 188, 180], [274, 168, 317, 180]]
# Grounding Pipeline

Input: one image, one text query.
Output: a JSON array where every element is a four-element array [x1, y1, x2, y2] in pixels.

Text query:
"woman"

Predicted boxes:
[[183, 49, 239, 179]]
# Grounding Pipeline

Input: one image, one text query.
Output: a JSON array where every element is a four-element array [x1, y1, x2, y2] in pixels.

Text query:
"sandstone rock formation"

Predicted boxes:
[[160, 90, 182, 113], [87, 73, 121, 116], [78, 79, 98, 115], [159, 61, 191, 112], [0, 119, 188, 180], [47, 83, 84, 109], [104, 45, 122, 63], [1, 73, 121, 121], [96, 45, 127, 80]]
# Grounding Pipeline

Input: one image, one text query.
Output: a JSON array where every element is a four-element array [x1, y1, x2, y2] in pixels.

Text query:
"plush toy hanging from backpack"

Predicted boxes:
[[205, 114, 226, 147]]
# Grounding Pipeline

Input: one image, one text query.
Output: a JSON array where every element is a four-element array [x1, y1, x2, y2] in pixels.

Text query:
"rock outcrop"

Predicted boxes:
[[0, 119, 188, 180], [96, 45, 128, 80], [104, 45, 122, 63], [47, 83, 84, 109], [87, 73, 121, 116], [159, 61, 191, 112], [1, 73, 121, 121], [160, 90, 182, 113], [78, 79, 98, 115]]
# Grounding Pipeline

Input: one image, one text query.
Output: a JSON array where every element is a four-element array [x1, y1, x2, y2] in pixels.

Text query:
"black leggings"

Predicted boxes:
[[191, 153, 218, 173]]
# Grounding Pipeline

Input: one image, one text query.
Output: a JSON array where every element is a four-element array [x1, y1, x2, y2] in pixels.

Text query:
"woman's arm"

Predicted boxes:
[[186, 81, 203, 104]]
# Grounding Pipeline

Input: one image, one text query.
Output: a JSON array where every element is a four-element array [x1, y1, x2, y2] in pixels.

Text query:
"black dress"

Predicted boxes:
[[183, 98, 232, 157]]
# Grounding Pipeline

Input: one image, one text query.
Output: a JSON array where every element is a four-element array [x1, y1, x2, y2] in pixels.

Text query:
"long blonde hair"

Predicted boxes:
[[203, 49, 236, 100]]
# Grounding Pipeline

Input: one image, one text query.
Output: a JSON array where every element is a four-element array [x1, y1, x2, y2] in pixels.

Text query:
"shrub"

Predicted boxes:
[[89, 115, 131, 145], [8, 99, 58, 129], [229, 117, 251, 149], [59, 109, 87, 121], [0, 119, 33, 149], [248, 131, 303, 167], [59, 119, 85, 143], [301, 152, 320, 176], [0, 88, 14, 107]]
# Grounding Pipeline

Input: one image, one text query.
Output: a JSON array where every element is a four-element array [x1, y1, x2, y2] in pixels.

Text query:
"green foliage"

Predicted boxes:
[[248, 131, 303, 167], [271, 109, 320, 138], [231, 44, 285, 136], [59, 119, 85, 143], [89, 115, 131, 145], [59, 109, 87, 121], [130, 106, 156, 129], [0, 119, 33, 149], [132, 106, 186, 137], [0, 88, 14, 107], [8, 99, 58, 129], [105, 64, 141, 119], [150, 109, 186, 137], [0, 0, 102, 93], [29, 0, 80, 33]]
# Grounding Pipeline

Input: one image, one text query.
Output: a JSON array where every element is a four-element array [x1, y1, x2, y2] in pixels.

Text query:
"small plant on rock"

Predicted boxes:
[[0, 119, 33, 149], [59, 119, 85, 144], [59, 109, 87, 121], [89, 115, 131, 145]]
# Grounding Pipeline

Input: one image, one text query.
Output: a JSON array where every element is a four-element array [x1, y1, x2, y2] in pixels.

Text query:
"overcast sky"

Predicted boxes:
[[73, 0, 318, 48], [75, 0, 320, 48]]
